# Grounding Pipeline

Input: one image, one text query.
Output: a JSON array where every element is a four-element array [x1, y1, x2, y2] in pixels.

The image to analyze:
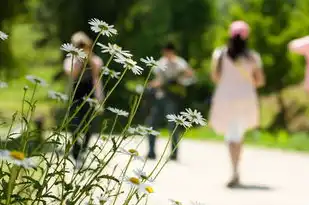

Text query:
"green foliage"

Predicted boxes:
[[0, 0, 28, 78], [0, 22, 206, 204]]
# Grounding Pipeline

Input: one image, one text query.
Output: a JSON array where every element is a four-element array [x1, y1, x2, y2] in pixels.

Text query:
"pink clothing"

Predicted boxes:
[[288, 36, 309, 91], [209, 48, 262, 136], [229, 21, 250, 40]]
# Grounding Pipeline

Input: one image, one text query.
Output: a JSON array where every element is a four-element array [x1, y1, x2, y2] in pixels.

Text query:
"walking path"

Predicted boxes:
[[140, 139, 309, 205]]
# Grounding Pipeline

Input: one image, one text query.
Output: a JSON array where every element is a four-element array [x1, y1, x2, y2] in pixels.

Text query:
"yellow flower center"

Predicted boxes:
[[10, 151, 25, 160], [145, 186, 154, 194], [129, 177, 140, 185], [128, 149, 139, 156]]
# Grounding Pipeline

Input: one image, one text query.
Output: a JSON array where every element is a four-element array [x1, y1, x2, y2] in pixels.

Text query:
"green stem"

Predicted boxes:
[[149, 125, 179, 177], [70, 66, 154, 203], [21, 87, 27, 131], [154, 129, 187, 179], [112, 157, 133, 205], [61, 55, 75, 130], [71, 115, 118, 183], [60, 32, 102, 131], [3, 112, 17, 150], [26, 83, 37, 118], [123, 189, 138, 205], [6, 166, 19, 205], [59, 54, 115, 134], [22, 83, 38, 152], [135, 195, 146, 205]]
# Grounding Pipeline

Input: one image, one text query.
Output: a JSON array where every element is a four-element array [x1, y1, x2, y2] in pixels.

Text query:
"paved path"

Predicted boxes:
[[138, 139, 309, 205]]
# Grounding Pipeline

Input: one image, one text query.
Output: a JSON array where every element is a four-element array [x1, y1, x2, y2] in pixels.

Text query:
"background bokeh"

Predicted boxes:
[[1, 0, 309, 150]]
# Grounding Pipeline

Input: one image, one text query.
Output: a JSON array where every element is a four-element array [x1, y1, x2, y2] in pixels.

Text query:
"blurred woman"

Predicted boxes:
[[288, 36, 309, 92], [63, 31, 103, 163], [209, 21, 265, 187]]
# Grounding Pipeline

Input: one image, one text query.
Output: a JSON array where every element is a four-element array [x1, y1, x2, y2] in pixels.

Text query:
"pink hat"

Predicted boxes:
[[229, 21, 250, 40]]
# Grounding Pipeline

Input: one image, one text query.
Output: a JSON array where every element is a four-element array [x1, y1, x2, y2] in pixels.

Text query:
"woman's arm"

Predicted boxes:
[[253, 69, 265, 88], [63, 57, 82, 79], [251, 52, 265, 88], [288, 36, 309, 55], [210, 48, 222, 84], [90, 55, 104, 102]]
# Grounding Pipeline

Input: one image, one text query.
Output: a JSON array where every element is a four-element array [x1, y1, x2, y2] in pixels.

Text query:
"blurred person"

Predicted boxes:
[[209, 21, 265, 187], [63, 31, 103, 164], [288, 36, 309, 92], [146, 42, 195, 161]]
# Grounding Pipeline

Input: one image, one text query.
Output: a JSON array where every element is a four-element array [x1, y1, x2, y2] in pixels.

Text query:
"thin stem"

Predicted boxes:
[[6, 166, 19, 205], [149, 125, 179, 177], [21, 87, 27, 131], [59, 54, 116, 134], [112, 157, 133, 205], [135, 195, 146, 205], [154, 129, 187, 179], [60, 32, 102, 131], [26, 83, 37, 118]]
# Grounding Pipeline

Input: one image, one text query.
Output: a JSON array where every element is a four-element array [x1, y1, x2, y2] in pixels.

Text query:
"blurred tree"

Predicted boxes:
[[36, 0, 216, 124], [0, 0, 27, 78]]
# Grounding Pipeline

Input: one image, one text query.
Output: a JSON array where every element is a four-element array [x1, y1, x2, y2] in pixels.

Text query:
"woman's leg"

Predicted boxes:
[[228, 140, 243, 179], [225, 122, 244, 187]]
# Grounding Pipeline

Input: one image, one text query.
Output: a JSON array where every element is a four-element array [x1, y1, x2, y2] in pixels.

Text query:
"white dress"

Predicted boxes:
[[209, 48, 262, 140]]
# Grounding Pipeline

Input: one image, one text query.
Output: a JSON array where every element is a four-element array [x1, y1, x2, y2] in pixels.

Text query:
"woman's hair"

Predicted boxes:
[[227, 34, 249, 60], [71, 31, 92, 49]]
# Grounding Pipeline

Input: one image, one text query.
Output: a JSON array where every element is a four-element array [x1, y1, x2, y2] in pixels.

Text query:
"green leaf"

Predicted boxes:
[[97, 175, 120, 183]]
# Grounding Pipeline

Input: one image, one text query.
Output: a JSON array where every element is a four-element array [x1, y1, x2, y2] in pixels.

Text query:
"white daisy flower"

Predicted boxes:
[[60, 43, 87, 61], [118, 148, 144, 162], [102, 67, 111, 75], [97, 43, 132, 58], [139, 183, 155, 195], [114, 55, 144, 75], [106, 107, 129, 117], [88, 18, 117, 37], [133, 168, 154, 182], [0, 31, 8, 40], [127, 127, 137, 135], [180, 108, 207, 126], [137, 126, 160, 136], [0, 81, 8, 88], [127, 126, 159, 137], [102, 67, 121, 79], [124, 176, 142, 188], [48, 90, 68, 102], [26, 75, 48, 87], [140, 56, 163, 70], [0, 150, 35, 168], [169, 199, 183, 205], [166, 114, 192, 128], [109, 70, 121, 79], [83, 97, 99, 107]]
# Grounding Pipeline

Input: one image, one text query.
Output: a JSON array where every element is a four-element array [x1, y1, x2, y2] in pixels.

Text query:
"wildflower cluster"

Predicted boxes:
[[0, 20, 207, 205]]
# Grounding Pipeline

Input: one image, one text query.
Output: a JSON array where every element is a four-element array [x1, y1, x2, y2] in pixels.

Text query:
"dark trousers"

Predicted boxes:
[[69, 101, 94, 160], [145, 96, 182, 157]]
